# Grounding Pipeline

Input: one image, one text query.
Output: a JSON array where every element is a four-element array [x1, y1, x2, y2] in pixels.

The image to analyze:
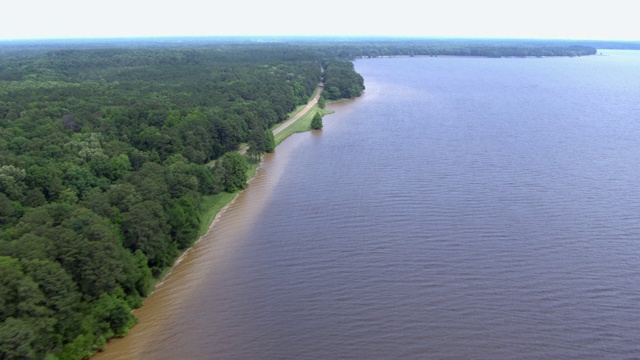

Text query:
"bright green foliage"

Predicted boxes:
[[0, 165, 27, 201], [91, 292, 136, 338], [265, 130, 276, 153]]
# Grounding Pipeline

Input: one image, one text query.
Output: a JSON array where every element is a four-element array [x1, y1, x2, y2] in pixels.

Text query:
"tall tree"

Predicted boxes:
[[310, 113, 323, 130]]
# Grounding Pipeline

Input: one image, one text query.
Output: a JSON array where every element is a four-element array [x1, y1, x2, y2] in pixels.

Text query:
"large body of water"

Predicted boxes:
[[95, 51, 640, 359]]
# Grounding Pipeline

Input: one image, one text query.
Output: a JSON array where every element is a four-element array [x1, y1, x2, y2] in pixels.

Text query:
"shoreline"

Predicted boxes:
[[142, 85, 325, 295], [356, 53, 596, 60], [92, 96, 327, 358], [93, 84, 357, 359]]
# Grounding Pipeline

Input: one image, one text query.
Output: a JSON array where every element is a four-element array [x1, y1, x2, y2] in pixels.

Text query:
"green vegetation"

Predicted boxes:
[[322, 59, 365, 99], [306, 38, 599, 58], [310, 113, 323, 130], [197, 192, 238, 237], [0, 42, 362, 360], [0, 37, 601, 359], [273, 108, 333, 145]]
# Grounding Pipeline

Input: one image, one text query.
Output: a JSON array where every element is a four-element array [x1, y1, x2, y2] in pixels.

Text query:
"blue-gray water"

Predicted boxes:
[[95, 51, 640, 359]]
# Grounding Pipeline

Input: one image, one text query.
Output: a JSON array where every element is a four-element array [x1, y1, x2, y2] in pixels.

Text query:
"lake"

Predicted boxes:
[[94, 50, 640, 359]]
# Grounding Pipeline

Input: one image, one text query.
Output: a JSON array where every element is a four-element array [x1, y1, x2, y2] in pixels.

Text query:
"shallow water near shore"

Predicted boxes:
[[95, 50, 640, 359]]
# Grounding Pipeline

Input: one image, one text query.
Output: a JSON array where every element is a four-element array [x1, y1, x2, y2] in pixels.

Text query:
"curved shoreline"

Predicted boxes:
[[159, 85, 324, 287], [198, 84, 324, 246], [92, 85, 326, 358]]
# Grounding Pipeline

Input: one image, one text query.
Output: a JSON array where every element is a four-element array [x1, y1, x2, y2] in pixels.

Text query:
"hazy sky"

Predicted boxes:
[[1, 0, 638, 41]]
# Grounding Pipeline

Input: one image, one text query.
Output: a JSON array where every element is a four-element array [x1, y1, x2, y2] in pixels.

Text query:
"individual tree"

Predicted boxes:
[[265, 130, 276, 153], [246, 128, 268, 161], [167, 195, 200, 249], [310, 113, 323, 130], [317, 96, 326, 109], [246, 140, 262, 162]]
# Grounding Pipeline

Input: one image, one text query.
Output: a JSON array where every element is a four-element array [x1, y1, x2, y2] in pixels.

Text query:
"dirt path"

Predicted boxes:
[[239, 84, 323, 154]]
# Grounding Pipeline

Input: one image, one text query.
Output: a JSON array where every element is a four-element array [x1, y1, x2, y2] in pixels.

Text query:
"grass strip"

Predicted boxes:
[[274, 107, 334, 145]]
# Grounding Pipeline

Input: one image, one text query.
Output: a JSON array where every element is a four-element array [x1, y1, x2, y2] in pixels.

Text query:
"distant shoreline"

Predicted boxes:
[[356, 53, 595, 60]]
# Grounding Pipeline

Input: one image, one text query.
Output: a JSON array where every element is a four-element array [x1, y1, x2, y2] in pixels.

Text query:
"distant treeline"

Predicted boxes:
[[304, 38, 598, 58], [0, 38, 597, 359]]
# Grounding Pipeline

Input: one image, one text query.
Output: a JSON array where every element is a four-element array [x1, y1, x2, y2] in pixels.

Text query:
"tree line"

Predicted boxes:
[[301, 37, 598, 58]]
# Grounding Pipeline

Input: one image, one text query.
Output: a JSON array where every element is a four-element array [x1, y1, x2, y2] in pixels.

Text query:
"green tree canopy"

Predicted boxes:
[[310, 113, 323, 130]]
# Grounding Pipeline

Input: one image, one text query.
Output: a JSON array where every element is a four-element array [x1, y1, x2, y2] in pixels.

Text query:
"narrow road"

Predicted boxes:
[[239, 84, 323, 154], [272, 84, 323, 135]]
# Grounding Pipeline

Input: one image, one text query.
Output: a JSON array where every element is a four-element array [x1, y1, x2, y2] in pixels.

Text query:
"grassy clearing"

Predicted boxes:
[[197, 192, 238, 237], [197, 161, 260, 237], [274, 107, 334, 145], [246, 160, 260, 177], [155, 191, 239, 285]]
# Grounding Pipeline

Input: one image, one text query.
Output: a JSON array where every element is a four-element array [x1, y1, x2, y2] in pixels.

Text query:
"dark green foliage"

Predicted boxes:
[[317, 96, 326, 109], [310, 38, 598, 59], [0, 193, 19, 226], [167, 195, 200, 250], [0, 257, 54, 359], [322, 59, 365, 100], [122, 201, 175, 271], [215, 152, 249, 193], [246, 128, 274, 160], [310, 113, 323, 130], [21, 259, 83, 344], [0, 317, 38, 360]]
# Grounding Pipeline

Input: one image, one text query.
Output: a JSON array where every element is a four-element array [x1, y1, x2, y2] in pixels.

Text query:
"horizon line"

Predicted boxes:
[[1, 35, 640, 43]]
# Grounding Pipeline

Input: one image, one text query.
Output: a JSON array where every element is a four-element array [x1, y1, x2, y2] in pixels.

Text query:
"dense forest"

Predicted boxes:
[[0, 38, 598, 359]]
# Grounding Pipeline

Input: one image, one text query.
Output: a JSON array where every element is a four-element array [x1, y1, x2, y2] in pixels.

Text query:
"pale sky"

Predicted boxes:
[[1, 0, 638, 41]]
